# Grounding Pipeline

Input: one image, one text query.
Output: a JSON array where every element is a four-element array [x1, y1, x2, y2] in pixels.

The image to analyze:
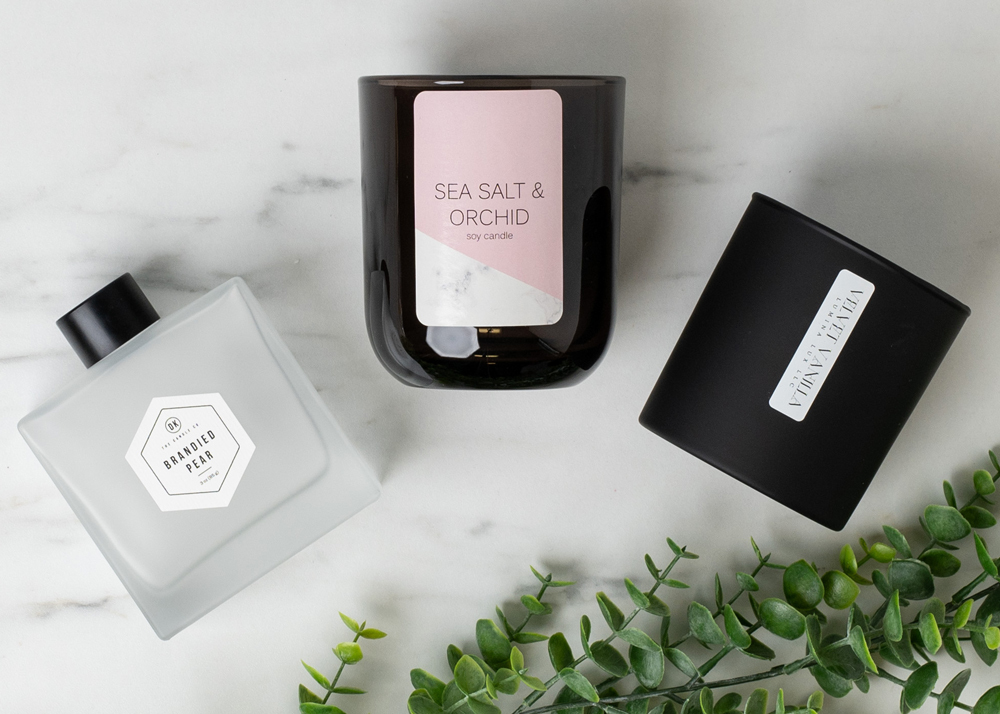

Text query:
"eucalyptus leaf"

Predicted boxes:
[[547, 633, 574, 673], [619, 627, 662, 652], [645, 593, 671, 618], [626, 578, 651, 609], [495, 607, 514, 638], [889, 560, 936, 600], [975, 534, 999, 578], [447, 645, 464, 672], [818, 632, 865, 681], [759, 598, 806, 640], [978, 589, 1000, 628], [849, 625, 877, 673], [668, 537, 698, 559], [987, 626, 1000, 649], [580, 616, 594, 659], [919, 612, 943, 655], [943, 628, 966, 663], [739, 636, 776, 661], [411, 670, 447, 705], [806, 691, 824, 711], [597, 592, 626, 631], [688, 601, 726, 646], [466, 699, 501, 714], [920, 549, 962, 578], [821, 571, 860, 610], [510, 647, 524, 672], [805, 615, 826, 668], [744, 689, 768, 714], [887, 628, 917, 668], [511, 632, 548, 644], [925, 505, 973, 542], [626, 686, 651, 714], [590, 641, 630, 678], [724, 604, 751, 649], [476, 619, 512, 666], [301, 705, 347, 714], [736, 572, 760, 592], [942, 669, 972, 704], [955, 599, 974, 629], [840, 544, 858, 575], [493, 668, 520, 696], [454, 656, 486, 695], [903, 662, 938, 710], [299, 684, 323, 704], [848, 603, 868, 633], [630, 644, 665, 689], [810, 664, 852, 698], [885, 591, 903, 642], [521, 595, 552, 616], [339, 612, 360, 633], [943, 481, 958, 509], [646, 554, 660, 580], [974, 469, 997, 496], [715, 573, 724, 611], [883, 525, 913, 559], [938, 692, 957, 714], [520, 674, 547, 692], [558, 668, 599, 703], [660, 616, 671, 650], [301, 661, 330, 690], [869, 543, 896, 563], [974, 687, 1000, 714], [699, 687, 714, 714], [872, 570, 892, 599], [530, 565, 550, 584], [664, 647, 700, 679], [714, 692, 741, 713], [971, 630, 998, 666], [468, 655, 496, 678], [783, 561, 825, 610], [552, 685, 587, 714], [962, 506, 997, 529]]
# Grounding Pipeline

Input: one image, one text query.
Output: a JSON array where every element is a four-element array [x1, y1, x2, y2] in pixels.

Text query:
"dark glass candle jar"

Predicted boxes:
[[359, 76, 625, 389]]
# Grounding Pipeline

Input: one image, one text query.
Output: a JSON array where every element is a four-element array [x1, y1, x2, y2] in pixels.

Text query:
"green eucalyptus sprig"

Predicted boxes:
[[298, 612, 386, 714], [406, 451, 1000, 714]]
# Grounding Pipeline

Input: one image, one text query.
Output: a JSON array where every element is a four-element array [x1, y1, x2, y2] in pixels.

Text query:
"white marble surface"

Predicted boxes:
[[3, 2, 1000, 712]]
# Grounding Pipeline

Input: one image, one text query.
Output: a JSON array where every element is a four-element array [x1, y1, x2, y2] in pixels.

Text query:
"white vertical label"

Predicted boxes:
[[769, 269, 875, 422]]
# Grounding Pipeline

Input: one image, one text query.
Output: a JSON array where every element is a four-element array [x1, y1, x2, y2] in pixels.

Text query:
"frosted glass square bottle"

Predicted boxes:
[[19, 274, 380, 639]]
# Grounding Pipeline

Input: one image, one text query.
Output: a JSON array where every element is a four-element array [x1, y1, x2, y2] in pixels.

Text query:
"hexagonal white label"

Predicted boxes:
[[125, 393, 255, 511]]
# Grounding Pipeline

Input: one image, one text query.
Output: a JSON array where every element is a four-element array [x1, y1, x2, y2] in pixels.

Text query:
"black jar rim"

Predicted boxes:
[[753, 192, 971, 317], [358, 75, 625, 88]]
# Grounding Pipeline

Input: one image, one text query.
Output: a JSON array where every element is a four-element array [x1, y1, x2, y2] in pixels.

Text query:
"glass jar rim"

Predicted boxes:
[[358, 75, 624, 88]]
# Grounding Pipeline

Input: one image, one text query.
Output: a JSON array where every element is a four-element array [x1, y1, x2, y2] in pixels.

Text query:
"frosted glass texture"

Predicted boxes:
[[19, 278, 380, 639]]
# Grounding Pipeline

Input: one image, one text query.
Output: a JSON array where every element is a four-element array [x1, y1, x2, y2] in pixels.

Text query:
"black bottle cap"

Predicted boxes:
[[57, 273, 160, 367]]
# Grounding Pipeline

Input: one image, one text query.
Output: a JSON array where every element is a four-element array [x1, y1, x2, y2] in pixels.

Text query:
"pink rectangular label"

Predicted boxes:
[[413, 89, 563, 327]]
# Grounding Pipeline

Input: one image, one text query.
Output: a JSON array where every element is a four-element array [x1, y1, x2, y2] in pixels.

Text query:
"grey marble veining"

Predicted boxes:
[[3, 1, 1000, 712]]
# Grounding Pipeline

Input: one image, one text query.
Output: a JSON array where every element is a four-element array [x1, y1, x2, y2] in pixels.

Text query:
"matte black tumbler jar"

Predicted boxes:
[[640, 194, 971, 530], [359, 76, 625, 389]]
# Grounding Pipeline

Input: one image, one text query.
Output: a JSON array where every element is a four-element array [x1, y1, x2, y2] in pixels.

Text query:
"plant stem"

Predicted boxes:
[[321, 632, 361, 705], [517, 659, 815, 714], [513, 554, 686, 714]]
